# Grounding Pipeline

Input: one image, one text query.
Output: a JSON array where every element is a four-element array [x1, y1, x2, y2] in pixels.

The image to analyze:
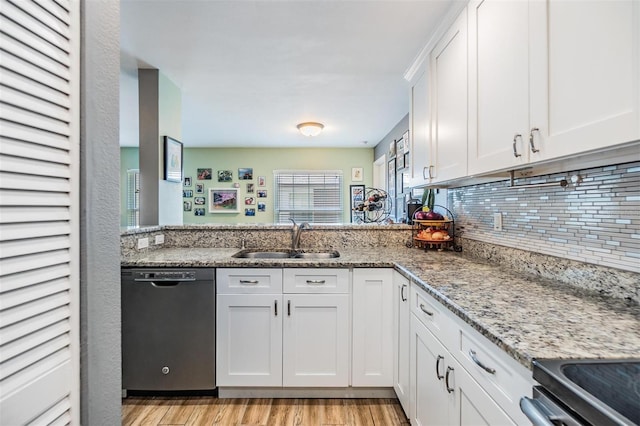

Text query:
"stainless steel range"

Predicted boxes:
[[521, 359, 640, 426]]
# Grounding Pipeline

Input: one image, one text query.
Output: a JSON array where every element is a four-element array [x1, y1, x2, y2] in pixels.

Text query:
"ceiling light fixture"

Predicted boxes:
[[297, 122, 324, 137]]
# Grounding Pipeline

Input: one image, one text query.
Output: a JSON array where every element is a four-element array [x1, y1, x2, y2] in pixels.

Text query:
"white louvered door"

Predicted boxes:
[[0, 0, 80, 424]]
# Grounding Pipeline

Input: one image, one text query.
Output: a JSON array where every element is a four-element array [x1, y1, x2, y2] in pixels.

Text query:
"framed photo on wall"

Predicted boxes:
[[163, 136, 183, 182], [208, 188, 240, 213], [402, 130, 410, 154], [349, 185, 365, 223]]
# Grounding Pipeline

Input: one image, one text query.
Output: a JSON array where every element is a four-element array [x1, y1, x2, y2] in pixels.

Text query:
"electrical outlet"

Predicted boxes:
[[137, 237, 149, 249], [155, 234, 165, 245], [493, 213, 503, 231]]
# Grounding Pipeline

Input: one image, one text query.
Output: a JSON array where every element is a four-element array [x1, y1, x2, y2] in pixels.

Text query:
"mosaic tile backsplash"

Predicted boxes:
[[449, 161, 640, 273]]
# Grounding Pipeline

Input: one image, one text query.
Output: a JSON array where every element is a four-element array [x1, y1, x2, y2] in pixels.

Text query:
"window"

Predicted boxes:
[[274, 170, 343, 224], [127, 169, 140, 227]]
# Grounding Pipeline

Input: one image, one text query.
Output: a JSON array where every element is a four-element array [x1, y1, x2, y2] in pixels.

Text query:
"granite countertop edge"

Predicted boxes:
[[122, 247, 640, 371]]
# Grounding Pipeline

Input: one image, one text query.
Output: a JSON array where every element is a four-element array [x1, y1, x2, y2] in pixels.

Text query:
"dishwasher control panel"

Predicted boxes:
[[133, 270, 196, 281]]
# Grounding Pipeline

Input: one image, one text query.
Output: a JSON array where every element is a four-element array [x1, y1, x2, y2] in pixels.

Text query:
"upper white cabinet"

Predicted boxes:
[[430, 7, 469, 182], [352, 269, 394, 387], [408, 69, 432, 187], [468, 0, 640, 175], [530, 0, 640, 159]]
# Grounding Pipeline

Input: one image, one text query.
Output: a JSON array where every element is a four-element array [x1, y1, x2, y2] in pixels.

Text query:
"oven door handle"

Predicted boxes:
[[520, 397, 554, 426]]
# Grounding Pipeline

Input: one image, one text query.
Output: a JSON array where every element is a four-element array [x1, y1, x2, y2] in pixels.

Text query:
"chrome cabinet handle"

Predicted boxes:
[[287, 300, 291, 316], [423, 166, 429, 180], [401, 284, 407, 302], [274, 300, 278, 316], [306, 279, 326, 284], [428, 165, 434, 180], [512, 134, 522, 158], [436, 355, 444, 380], [520, 397, 554, 426], [529, 127, 540, 153], [419, 303, 434, 316], [240, 280, 259, 285], [445, 366, 454, 393], [469, 349, 496, 374]]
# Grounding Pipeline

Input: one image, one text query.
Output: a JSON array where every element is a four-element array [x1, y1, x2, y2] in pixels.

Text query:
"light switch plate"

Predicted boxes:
[[155, 234, 165, 245], [137, 237, 149, 249], [493, 213, 503, 231]]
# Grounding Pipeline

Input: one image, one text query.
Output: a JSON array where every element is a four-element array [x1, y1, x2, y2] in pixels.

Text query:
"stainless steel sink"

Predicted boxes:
[[232, 249, 340, 259]]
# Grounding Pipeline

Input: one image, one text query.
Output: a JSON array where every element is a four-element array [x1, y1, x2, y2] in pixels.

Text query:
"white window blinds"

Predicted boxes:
[[273, 170, 343, 224], [127, 169, 140, 227], [0, 0, 80, 424]]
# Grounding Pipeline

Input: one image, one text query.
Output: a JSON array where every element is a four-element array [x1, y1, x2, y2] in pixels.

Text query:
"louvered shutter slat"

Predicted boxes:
[[0, 138, 70, 164], [0, 206, 70, 223], [0, 306, 70, 344], [5, 0, 70, 39], [32, 0, 70, 26], [0, 155, 71, 178], [0, 103, 70, 136], [0, 52, 70, 96], [0, 120, 70, 150], [0, 33, 70, 82], [0, 189, 70, 206], [0, 14, 70, 67]]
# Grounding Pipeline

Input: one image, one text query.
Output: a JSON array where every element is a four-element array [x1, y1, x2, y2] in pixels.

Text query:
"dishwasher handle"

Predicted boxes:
[[149, 281, 183, 287]]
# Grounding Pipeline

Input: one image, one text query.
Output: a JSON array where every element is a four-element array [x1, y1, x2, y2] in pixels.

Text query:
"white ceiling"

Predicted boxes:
[[120, 0, 458, 148]]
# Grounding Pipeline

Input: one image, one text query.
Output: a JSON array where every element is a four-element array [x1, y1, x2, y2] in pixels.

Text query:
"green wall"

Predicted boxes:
[[120, 147, 139, 227], [121, 147, 374, 224]]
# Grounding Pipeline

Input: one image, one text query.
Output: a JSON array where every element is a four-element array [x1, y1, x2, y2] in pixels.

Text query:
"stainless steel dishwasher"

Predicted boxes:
[[121, 268, 215, 391]]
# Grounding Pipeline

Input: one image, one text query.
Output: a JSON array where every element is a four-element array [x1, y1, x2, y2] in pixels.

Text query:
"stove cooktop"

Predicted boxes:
[[533, 358, 640, 426]]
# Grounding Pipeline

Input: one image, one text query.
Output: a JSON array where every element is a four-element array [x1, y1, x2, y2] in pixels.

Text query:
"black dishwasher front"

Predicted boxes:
[[121, 268, 215, 392]]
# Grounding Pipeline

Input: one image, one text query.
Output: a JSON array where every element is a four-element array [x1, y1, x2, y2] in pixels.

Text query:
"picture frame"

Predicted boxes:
[[183, 190, 193, 198], [244, 196, 255, 205], [258, 176, 266, 187], [349, 184, 365, 223], [257, 190, 267, 198], [183, 176, 192, 187], [238, 168, 253, 180], [194, 207, 205, 216], [245, 208, 256, 216], [197, 168, 212, 180], [403, 152, 410, 170], [194, 196, 206, 205], [246, 183, 254, 193], [195, 183, 204, 194], [388, 159, 396, 199], [217, 170, 232, 182], [164, 136, 183, 182], [395, 138, 404, 158], [388, 141, 396, 158], [402, 130, 410, 154], [351, 167, 363, 182], [396, 152, 405, 170], [183, 201, 192, 211], [257, 202, 266, 212], [208, 188, 240, 213]]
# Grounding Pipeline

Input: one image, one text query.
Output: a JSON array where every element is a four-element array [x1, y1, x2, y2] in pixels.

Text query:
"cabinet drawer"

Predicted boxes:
[[456, 327, 532, 424], [410, 284, 453, 346], [217, 268, 282, 294], [283, 269, 349, 293]]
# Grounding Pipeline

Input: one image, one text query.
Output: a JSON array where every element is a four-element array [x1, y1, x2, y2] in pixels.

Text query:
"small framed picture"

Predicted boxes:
[[246, 183, 254, 193], [217, 170, 232, 182], [404, 152, 410, 170], [208, 188, 240, 213], [183, 176, 192, 187], [395, 138, 404, 158], [351, 167, 363, 182], [194, 196, 206, 205], [244, 197, 255, 205], [388, 141, 395, 158], [195, 183, 204, 194], [245, 208, 256, 216], [183, 201, 192, 211], [349, 184, 365, 223], [164, 136, 183, 182], [402, 130, 410, 154], [194, 207, 205, 216], [238, 168, 253, 180], [396, 153, 405, 170], [197, 168, 212, 180], [258, 176, 266, 187], [183, 190, 193, 198], [257, 190, 267, 198], [257, 202, 266, 212]]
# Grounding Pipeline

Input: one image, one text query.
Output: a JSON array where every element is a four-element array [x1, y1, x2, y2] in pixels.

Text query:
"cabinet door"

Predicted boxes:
[[410, 314, 452, 426], [530, 0, 640, 160], [283, 294, 350, 387], [393, 272, 411, 414], [449, 356, 517, 426], [409, 69, 431, 186], [431, 7, 469, 182], [216, 294, 282, 386], [352, 269, 393, 387], [468, 0, 531, 174]]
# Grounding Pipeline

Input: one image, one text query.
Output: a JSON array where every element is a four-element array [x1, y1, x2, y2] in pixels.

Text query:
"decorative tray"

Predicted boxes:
[[413, 219, 452, 226]]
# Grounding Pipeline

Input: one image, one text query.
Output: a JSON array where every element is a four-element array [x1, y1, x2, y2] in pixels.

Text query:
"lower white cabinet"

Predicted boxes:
[[352, 269, 394, 387], [217, 294, 282, 386], [410, 311, 515, 426], [392, 271, 410, 413], [283, 294, 350, 387]]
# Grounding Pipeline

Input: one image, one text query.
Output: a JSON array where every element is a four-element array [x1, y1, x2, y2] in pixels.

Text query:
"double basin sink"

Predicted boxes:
[[233, 249, 340, 260]]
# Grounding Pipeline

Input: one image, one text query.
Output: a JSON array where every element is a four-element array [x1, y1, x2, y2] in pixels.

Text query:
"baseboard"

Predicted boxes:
[[218, 387, 397, 399]]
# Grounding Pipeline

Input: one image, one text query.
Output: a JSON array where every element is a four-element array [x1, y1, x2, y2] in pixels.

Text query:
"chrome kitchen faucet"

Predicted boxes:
[[289, 218, 311, 250]]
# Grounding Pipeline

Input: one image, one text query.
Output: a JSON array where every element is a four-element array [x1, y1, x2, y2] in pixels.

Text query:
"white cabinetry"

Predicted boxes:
[[352, 269, 393, 387], [430, 7, 468, 182], [392, 271, 410, 413], [468, 0, 640, 175], [409, 283, 531, 425], [217, 268, 350, 388], [408, 69, 431, 187]]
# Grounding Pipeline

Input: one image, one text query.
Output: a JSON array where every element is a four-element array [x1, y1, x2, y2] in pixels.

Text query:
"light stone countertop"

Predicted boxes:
[[121, 247, 640, 370]]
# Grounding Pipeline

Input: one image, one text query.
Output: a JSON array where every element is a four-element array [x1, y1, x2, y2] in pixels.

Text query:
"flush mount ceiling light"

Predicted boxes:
[[297, 122, 324, 137]]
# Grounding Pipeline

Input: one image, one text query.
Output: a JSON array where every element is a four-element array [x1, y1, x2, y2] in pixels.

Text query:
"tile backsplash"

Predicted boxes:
[[449, 161, 640, 273]]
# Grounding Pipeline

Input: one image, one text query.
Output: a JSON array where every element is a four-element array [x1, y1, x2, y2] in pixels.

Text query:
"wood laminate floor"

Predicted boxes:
[[122, 397, 410, 426]]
